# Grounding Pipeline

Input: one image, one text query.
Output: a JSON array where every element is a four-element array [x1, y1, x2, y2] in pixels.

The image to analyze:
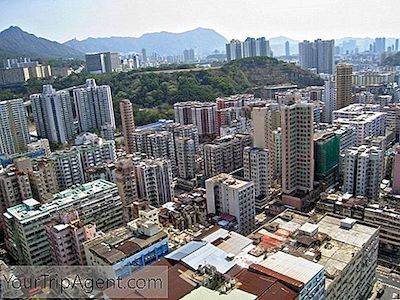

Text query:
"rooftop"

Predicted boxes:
[[5, 179, 116, 223], [250, 211, 379, 288], [86, 226, 167, 265]]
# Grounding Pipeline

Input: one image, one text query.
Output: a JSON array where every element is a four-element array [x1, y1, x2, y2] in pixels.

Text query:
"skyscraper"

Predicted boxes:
[[374, 37, 386, 53], [322, 76, 336, 123], [336, 63, 353, 109], [299, 39, 334, 74], [0, 98, 30, 155], [392, 146, 400, 195], [243, 37, 256, 58], [183, 49, 195, 63], [281, 102, 314, 194], [225, 39, 243, 61], [30, 85, 74, 144], [120, 99, 136, 154], [73, 79, 115, 134], [285, 41, 290, 58]]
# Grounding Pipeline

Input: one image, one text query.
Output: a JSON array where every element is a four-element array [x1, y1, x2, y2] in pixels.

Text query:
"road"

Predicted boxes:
[[376, 266, 400, 299]]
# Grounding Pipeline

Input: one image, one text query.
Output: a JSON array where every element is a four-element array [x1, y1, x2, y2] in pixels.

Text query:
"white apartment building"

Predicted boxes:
[[3, 179, 123, 265], [342, 145, 384, 199], [73, 79, 115, 133], [205, 173, 255, 235], [30, 85, 74, 144], [0, 98, 30, 155], [243, 147, 270, 210]]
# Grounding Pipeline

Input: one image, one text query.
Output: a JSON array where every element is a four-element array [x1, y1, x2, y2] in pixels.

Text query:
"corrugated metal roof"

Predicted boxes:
[[165, 241, 206, 261], [259, 251, 323, 284], [182, 243, 236, 274]]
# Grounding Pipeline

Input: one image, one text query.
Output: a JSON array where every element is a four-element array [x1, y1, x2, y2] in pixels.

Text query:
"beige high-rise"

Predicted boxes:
[[120, 99, 136, 154], [336, 63, 353, 109], [281, 102, 314, 194], [252, 103, 280, 178]]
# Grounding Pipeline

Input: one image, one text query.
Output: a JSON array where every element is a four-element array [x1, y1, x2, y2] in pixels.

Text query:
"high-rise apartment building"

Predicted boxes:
[[135, 158, 174, 207], [374, 37, 386, 54], [51, 149, 84, 191], [322, 77, 336, 123], [0, 99, 30, 155], [85, 52, 121, 74], [285, 40, 290, 58], [299, 39, 335, 74], [162, 123, 199, 152], [120, 99, 136, 154], [314, 132, 340, 187], [342, 145, 384, 198], [175, 137, 196, 180], [205, 173, 255, 235], [225, 39, 243, 61], [73, 79, 115, 134], [226, 37, 272, 61], [0, 165, 32, 214], [336, 63, 353, 109], [203, 134, 252, 178], [14, 157, 58, 202], [281, 102, 314, 194], [115, 157, 138, 222], [183, 49, 195, 63], [4, 179, 123, 265], [251, 104, 281, 178], [174, 101, 217, 141], [243, 147, 270, 210], [30, 85, 74, 144]]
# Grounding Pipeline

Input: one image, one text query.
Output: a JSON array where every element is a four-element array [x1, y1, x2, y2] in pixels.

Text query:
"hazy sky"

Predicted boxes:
[[1, 0, 399, 42]]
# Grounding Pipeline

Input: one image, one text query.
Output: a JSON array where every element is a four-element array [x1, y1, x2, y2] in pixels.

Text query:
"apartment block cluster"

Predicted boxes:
[[2, 37, 400, 298]]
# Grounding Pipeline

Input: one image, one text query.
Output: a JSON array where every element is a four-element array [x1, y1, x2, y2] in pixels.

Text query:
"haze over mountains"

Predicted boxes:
[[64, 27, 228, 56], [0, 25, 397, 60]]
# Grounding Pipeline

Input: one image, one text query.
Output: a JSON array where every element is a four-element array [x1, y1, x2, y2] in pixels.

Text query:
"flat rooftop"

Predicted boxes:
[[86, 226, 167, 265], [4, 179, 116, 223], [250, 211, 379, 289]]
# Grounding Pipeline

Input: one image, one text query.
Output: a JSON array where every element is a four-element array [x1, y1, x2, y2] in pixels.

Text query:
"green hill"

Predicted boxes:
[[1, 57, 323, 126], [382, 52, 400, 66]]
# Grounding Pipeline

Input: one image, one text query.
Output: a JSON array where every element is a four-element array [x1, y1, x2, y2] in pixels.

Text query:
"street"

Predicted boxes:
[[376, 266, 400, 299]]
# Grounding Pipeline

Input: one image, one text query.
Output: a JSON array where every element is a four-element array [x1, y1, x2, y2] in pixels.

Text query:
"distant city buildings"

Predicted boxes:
[[226, 37, 272, 61], [299, 39, 335, 74], [183, 49, 195, 63], [0, 58, 52, 86], [85, 52, 121, 74]]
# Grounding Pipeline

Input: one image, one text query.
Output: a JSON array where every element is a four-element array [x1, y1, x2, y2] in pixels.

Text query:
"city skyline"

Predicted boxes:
[[1, 0, 400, 42]]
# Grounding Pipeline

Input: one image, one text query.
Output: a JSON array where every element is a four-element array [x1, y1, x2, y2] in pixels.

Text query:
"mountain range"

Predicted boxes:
[[0, 26, 83, 60], [0, 25, 398, 62], [64, 27, 228, 56]]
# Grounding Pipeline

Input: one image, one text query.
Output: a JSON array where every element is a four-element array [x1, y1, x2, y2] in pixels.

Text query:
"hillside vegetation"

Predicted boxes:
[[0, 57, 323, 126]]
